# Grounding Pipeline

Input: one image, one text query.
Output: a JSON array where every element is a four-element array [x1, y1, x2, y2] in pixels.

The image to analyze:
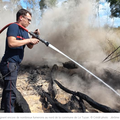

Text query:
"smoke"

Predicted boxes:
[[0, 9, 15, 59], [0, 1, 114, 66], [54, 68, 119, 109], [31, 0, 119, 109], [23, 0, 109, 66], [0, 0, 120, 110], [24, 0, 102, 65]]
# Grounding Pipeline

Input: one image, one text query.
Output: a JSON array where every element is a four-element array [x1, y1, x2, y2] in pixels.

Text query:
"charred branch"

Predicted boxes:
[[63, 61, 78, 69], [54, 80, 119, 113], [47, 64, 57, 99], [65, 95, 86, 112], [14, 90, 31, 113], [41, 91, 72, 113]]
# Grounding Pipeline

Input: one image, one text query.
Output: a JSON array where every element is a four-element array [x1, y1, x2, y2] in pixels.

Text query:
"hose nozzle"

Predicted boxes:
[[29, 31, 49, 46]]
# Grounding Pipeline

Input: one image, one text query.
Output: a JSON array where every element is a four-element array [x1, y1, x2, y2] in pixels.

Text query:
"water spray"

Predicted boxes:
[[31, 33, 120, 97], [1, 23, 120, 97]]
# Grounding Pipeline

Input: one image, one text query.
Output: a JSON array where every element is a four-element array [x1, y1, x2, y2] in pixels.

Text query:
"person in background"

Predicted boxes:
[[0, 8, 40, 112]]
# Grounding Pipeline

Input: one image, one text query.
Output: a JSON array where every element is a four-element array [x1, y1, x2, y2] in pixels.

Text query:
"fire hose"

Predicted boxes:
[[0, 23, 120, 97], [0, 22, 49, 47]]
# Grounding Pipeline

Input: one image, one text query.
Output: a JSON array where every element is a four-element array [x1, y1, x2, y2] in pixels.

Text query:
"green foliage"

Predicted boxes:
[[39, 0, 46, 10], [39, 0, 57, 10], [107, 0, 120, 17], [47, 0, 57, 7], [108, 0, 118, 6], [39, 0, 57, 16]]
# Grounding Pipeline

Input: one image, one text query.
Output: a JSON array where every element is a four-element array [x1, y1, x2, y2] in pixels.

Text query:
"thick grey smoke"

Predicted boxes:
[[30, 0, 120, 108], [23, 0, 110, 66], [0, 0, 120, 109]]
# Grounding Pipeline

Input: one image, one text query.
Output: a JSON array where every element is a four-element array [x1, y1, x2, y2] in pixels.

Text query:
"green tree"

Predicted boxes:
[[39, 0, 57, 10], [39, 0, 57, 15], [107, 0, 120, 17]]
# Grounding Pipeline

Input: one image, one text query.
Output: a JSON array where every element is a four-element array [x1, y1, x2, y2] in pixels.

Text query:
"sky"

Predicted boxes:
[[99, 0, 120, 27], [2, 0, 120, 27], [58, 0, 120, 27]]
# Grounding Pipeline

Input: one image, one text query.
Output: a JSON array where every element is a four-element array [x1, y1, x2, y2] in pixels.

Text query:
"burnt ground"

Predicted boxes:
[[0, 61, 120, 113]]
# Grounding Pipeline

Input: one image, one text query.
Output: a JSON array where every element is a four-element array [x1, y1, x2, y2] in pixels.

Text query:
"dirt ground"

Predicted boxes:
[[0, 63, 120, 113]]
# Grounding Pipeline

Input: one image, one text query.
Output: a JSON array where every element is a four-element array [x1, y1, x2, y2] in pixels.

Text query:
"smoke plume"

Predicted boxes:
[[24, 0, 109, 66]]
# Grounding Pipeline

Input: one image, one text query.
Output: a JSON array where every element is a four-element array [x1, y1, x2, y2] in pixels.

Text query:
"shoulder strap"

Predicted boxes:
[[0, 22, 28, 34]]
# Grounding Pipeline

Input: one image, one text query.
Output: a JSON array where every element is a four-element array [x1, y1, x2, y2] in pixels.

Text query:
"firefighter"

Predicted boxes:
[[0, 8, 40, 112]]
